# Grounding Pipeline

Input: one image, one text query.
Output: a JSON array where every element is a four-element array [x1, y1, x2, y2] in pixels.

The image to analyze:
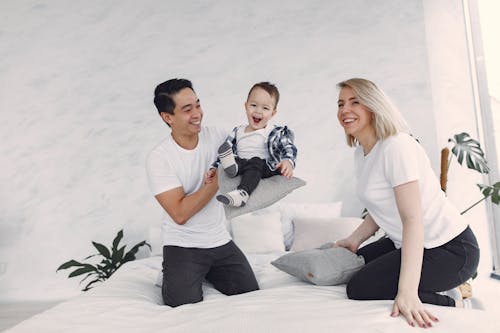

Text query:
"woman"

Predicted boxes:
[[335, 78, 479, 328]]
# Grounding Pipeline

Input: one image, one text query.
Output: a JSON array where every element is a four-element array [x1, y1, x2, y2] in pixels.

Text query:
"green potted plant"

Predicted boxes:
[[441, 132, 500, 214], [57, 229, 151, 291]]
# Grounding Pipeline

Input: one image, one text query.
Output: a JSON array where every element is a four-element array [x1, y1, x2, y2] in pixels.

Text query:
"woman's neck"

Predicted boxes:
[[357, 130, 378, 156]]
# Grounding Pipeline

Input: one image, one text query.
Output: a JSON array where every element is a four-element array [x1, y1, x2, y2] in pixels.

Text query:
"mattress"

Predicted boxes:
[[6, 252, 499, 333]]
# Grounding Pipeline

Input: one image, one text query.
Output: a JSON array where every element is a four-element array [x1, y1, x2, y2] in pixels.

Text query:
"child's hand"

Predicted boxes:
[[277, 160, 293, 179], [204, 168, 218, 184]]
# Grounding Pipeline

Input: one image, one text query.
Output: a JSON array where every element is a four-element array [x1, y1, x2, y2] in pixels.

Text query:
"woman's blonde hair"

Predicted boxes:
[[337, 78, 409, 147]]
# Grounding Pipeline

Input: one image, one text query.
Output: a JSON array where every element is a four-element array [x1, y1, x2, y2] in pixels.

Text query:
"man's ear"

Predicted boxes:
[[160, 112, 173, 126]]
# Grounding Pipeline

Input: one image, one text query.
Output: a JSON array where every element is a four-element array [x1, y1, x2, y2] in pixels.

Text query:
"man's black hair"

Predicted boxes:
[[153, 78, 194, 115]]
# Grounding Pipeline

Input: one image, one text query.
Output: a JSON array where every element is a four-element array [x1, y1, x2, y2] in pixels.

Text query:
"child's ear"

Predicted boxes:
[[272, 108, 277, 116]]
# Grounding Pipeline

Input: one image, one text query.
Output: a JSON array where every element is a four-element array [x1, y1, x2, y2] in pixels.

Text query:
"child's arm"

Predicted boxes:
[[278, 126, 297, 168]]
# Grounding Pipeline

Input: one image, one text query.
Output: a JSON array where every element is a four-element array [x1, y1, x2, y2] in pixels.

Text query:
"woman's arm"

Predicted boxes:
[[392, 180, 438, 328], [335, 214, 379, 253]]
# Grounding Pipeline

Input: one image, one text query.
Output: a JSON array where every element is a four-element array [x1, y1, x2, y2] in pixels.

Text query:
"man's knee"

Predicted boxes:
[[222, 279, 259, 296], [163, 286, 203, 307]]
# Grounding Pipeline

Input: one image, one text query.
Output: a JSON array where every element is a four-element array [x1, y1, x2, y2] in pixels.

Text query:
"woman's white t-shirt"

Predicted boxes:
[[146, 126, 231, 248], [355, 132, 467, 249]]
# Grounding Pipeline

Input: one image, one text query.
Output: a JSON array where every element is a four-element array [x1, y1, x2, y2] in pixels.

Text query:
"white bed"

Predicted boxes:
[[7, 204, 499, 333], [6, 252, 499, 333]]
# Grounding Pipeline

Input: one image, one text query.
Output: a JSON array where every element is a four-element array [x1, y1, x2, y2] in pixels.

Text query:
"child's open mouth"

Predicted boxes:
[[253, 116, 262, 124]]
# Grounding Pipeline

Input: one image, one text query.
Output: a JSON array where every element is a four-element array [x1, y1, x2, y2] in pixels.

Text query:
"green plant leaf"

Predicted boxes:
[[79, 272, 98, 284], [68, 265, 98, 278], [112, 230, 123, 251], [82, 277, 103, 291], [92, 241, 111, 259], [449, 132, 489, 174], [477, 183, 500, 205], [112, 245, 125, 265], [56, 260, 85, 271], [123, 241, 151, 263]]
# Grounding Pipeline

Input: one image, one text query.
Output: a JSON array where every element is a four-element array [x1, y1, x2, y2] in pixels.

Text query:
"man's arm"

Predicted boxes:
[[154, 171, 219, 225]]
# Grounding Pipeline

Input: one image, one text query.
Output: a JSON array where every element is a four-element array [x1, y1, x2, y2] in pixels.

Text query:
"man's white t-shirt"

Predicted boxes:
[[146, 126, 231, 248], [355, 132, 467, 249]]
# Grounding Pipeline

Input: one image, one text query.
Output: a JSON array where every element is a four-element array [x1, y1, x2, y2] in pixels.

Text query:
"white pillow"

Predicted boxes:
[[231, 212, 285, 254], [291, 217, 362, 252], [279, 202, 343, 250]]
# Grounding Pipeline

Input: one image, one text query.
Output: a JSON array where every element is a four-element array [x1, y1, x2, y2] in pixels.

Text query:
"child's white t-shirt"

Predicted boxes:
[[355, 132, 467, 249], [235, 125, 271, 160], [146, 126, 231, 248]]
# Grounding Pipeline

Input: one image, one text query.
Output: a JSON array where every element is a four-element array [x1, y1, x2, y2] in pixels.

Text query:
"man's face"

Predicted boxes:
[[162, 88, 203, 135]]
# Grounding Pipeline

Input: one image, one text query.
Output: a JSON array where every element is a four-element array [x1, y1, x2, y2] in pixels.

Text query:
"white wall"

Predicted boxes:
[[0, 0, 484, 300]]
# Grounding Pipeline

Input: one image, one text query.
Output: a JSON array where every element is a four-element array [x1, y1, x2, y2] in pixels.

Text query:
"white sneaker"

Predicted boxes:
[[462, 298, 485, 310], [216, 189, 249, 207]]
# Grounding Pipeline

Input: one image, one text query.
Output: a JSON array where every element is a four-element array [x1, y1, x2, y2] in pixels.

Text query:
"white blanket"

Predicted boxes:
[[6, 253, 499, 333]]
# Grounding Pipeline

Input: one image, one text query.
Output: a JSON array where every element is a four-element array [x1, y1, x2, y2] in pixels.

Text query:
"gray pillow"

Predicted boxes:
[[218, 168, 306, 220], [271, 247, 365, 286]]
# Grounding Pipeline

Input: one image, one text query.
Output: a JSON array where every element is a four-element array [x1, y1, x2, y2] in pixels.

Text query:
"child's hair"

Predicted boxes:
[[337, 78, 409, 147], [248, 82, 280, 108], [153, 78, 194, 115]]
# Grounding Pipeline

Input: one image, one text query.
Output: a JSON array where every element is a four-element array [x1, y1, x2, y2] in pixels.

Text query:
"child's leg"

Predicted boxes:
[[237, 157, 266, 195], [216, 157, 264, 207], [261, 162, 282, 179], [218, 142, 238, 178]]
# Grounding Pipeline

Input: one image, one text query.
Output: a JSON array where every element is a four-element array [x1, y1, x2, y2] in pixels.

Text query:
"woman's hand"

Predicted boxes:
[[334, 236, 360, 253], [277, 160, 294, 179], [391, 292, 438, 328]]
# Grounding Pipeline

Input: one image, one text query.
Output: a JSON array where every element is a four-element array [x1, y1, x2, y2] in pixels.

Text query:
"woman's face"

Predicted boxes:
[[337, 86, 373, 140]]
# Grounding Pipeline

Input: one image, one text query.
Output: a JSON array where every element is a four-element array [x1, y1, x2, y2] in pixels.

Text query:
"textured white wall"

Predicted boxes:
[[0, 0, 481, 300]]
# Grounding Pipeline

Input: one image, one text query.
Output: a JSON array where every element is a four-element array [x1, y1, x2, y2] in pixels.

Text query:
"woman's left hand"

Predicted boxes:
[[391, 292, 438, 328]]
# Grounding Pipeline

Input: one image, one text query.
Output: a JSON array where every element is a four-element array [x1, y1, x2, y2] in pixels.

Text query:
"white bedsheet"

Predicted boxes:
[[6, 253, 499, 333]]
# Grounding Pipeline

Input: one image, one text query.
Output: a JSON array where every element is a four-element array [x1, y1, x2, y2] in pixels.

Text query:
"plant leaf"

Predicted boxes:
[[449, 132, 489, 174], [112, 245, 125, 265], [68, 265, 98, 278], [79, 272, 98, 284], [56, 260, 85, 271], [92, 241, 111, 259], [112, 230, 123, 252], [82, 277, 103, 291], [476, 183, 500, 205], [123, 241, 151, 263]]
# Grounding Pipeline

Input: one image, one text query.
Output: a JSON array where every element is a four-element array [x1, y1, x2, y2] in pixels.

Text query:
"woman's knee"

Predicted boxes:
[[346, 274, 365, 300]]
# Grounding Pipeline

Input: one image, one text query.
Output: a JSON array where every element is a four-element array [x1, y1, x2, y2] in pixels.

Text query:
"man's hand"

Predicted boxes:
[[204, 168, 217, 185], [277, 160, 294, 179]]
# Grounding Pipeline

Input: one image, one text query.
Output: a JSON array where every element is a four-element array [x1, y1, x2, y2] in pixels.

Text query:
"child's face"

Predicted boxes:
[[244, 87, 277, 131]]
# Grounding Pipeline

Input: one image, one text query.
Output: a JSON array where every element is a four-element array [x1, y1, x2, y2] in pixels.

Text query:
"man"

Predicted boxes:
[[146, 78, 259, 307]]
